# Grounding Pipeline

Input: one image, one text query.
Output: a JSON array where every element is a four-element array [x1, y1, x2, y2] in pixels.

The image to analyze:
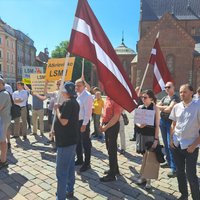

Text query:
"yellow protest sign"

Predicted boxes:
[[22, 66, 44, 84], [30, 74, 57, 94], [45, 57, 75, 81]]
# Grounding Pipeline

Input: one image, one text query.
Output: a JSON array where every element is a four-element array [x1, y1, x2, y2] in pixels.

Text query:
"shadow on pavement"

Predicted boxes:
[[0, 170, 28, 199]]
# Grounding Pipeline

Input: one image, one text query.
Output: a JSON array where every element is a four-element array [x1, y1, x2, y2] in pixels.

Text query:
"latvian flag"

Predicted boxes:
[[149, 34, 173, 94], [68, 0, 138, 112]]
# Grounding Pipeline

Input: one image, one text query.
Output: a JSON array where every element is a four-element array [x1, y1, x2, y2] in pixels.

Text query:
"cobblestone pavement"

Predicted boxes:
[[0, 112, 199, 200]]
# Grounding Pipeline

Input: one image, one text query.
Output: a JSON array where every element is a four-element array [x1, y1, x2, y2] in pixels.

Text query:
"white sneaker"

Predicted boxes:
[[136, 178, 146, 185], [145, 179, 151, 189]]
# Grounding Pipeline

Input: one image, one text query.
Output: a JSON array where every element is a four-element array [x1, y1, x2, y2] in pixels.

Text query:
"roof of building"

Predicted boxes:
[[115, 38, 136, 55], [37, 51, 49, 64], [141, 0, 200, 21]]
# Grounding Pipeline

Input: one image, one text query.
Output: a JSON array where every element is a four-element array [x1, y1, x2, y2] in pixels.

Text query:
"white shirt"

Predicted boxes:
[[12, 89, 28, 107], [5, 83, 13, 94], [169, 100, 200, 149], [76, 89, 93, 125]]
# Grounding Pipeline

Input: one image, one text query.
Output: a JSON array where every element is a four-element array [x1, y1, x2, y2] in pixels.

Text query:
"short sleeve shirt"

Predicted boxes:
[[54, 98, 80, 147], [169, 100, 200, 149], [160, 94, 180, 120], [102, 97, 122, 123]]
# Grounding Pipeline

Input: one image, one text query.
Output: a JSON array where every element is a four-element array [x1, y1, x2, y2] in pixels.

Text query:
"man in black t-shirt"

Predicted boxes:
[[157, 82, 180, 178], [54, 82, 79, 200]]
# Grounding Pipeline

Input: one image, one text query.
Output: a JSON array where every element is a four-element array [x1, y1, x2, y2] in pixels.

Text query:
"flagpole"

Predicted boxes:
[[138, 32, 160, 96], [50, 52, 70, 133], [82, 58, 85, 77]]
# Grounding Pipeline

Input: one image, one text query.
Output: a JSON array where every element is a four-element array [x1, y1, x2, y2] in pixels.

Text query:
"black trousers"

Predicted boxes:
[[76, 120, 91, 165], [105, 121, 120, 177], [172, 145, 200, 200]]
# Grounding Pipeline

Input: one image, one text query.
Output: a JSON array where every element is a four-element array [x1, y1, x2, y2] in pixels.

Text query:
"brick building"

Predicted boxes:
[[135, 0, 200, 91]]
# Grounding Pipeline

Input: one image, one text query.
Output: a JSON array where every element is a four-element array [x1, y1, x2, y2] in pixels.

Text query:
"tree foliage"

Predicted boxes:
[[51, 41, 92, 83]]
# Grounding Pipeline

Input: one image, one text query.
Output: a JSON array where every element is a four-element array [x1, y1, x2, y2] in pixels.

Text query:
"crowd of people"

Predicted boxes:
[[0, 73, 200, 200]]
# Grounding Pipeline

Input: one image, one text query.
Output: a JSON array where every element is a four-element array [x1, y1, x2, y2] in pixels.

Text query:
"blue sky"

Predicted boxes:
[[0, 0, 140, 55]]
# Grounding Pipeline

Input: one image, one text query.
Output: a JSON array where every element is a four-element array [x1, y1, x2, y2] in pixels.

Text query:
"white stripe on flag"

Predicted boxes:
[[154, 62, 165, 90], [151, 48, 156, 55], [73, 17, 132, 98]]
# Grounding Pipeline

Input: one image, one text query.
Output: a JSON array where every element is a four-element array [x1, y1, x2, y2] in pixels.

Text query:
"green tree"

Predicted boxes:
[[51, 41, 92, 83]]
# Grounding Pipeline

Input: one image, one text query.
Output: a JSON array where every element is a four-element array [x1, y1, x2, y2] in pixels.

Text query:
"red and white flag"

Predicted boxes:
[[149, 34, 173, 94], [68, 0, 138, 112]]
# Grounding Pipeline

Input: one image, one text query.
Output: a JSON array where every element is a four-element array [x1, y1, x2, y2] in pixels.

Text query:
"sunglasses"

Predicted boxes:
[[141, 96, 149, 99], [165, 86, 171, 89]]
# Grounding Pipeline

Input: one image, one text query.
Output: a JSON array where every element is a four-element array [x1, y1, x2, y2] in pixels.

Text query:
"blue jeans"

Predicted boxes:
[[56, 145, 76, 200], [172, 146, 200, 200], [160, 118, 176, 171]]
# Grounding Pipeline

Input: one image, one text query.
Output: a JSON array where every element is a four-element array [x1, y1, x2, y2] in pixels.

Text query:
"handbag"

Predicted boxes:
[[140, 150, 160, 179], [121, 113, 129, 125], [0, 89, 21, 120]]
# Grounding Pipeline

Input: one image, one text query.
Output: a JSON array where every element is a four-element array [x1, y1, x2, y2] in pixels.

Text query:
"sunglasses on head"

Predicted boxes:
[[141, 96, 148, 99], [165, 86, 171, 89]]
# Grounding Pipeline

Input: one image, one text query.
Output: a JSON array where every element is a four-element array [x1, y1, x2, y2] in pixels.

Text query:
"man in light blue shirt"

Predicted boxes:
[[169, 84, 200, 200]]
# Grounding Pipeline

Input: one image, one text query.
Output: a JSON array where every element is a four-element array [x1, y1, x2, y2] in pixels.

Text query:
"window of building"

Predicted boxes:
[[0, 63, 2, 72], [191, 27, 196, 35], [0, 50, 2, 58], [7, 39, 9, 48], [0, 36, 2, 45], [7, 52, 10, 62], [166, 54, 175, 74]]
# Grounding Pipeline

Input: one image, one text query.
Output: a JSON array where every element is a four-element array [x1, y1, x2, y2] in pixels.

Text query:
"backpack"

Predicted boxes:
[[0, 89, 21, 120]]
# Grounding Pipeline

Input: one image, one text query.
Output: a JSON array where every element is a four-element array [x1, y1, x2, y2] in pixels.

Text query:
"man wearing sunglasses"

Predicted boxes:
[[157, 82, 180, 178]]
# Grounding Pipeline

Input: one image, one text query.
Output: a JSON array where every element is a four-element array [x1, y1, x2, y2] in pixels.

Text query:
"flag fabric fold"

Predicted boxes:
[[149, 36, 173, 94], [68, 0, 138, 112]]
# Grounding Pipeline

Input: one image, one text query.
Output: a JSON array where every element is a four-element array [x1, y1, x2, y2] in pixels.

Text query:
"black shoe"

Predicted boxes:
[[23, 136, 27, 140], [11, 136, 19, 139], [75, 160, 83, 166], [120, 149, 125, 155], [104, 170, 120, 176], [100, 175, 116, 182], [0, 161, 8, 169], [79, 164, 91, 172], [129, 137, 136, 141], [66, 192, 74, 199], [177, 195, 188, 200], [7, 143, 11, 150]]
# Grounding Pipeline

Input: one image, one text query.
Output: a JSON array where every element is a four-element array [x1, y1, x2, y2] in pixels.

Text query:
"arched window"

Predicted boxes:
[[166, 54, 175, 74]]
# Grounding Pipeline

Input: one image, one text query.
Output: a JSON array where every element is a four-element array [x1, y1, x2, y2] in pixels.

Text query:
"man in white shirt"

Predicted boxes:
[[169, 84, 200, 200], [12, 82, 29, 140], [75, 79, 93, 172]]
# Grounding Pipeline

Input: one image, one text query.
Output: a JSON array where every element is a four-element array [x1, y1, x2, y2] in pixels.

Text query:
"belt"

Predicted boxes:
[[20, 106, 26, 108]]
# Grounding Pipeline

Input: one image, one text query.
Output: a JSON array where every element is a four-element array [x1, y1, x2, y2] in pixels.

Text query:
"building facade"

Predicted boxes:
[[136, 0, 200, 90], [15, 30, 36, 81], [0, 19, 16, 88], [0, 19, 36, 87]]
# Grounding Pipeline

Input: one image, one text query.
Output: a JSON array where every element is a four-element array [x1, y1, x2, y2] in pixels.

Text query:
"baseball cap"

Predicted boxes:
[[62, 81, 77, 97]]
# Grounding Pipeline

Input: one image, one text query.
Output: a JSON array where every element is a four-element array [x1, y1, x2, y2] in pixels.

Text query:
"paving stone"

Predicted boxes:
[[0, 114, 199, 200]]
